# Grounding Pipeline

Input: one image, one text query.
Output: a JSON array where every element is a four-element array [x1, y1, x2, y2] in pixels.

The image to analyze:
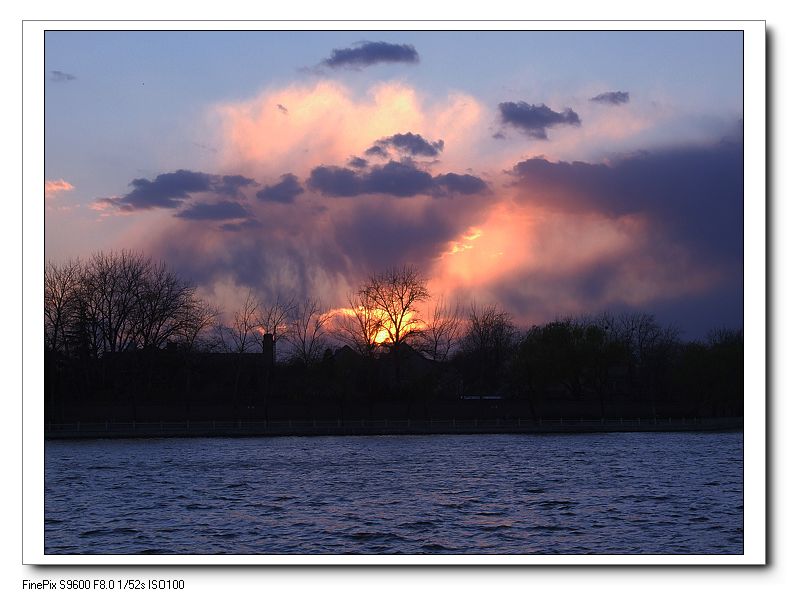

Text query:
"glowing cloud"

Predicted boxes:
[[215, 81, 487, 178]]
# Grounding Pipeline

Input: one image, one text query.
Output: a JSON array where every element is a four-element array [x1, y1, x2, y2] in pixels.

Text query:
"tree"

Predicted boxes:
[[255, 294, 295, 362], [216, 290, 261, 412], [579, 316, 628, 418], [334, 290, 384, 357], [360, 264, 429, 351], [460, 303, 517, 394], [83, 250, 150, 354], [220, 289, 260, 354], [44, 258, 82, 354], [133, 260, 197, 350], [416, 296, 463, 362], [288, 298, 332, 366], [176, 298, 220, 352], [615, 312, 680, 411]]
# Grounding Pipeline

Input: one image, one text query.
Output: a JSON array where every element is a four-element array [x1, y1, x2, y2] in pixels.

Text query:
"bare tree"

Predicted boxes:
[[463, 302, 517, 357], [361, 264, 429, 351], [223, 289, 260, 354], [255, 294, 295, 362], [416, 296, 464, 361], [133, 260, 197, 349], [177, 298, 221, 352], [334, 291, 384, 357], [288, 298, 333, 366], [83, 250, 150, 354], [461, 302, 517, 393], [44, 258, 82, 354]]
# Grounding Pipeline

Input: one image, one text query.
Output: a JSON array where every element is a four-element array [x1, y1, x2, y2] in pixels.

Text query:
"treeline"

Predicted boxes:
[[44, 252, 743, 423]]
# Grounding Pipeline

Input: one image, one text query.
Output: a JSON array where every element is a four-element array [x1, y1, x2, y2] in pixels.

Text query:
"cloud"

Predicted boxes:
[[306, 166, 362, 197], [215, 81, 486, 183], [364, 144, 389, 158], [306, 160, 487, 198], [321, 41, 419, 69], [50, 70, 76, 82], [590, 91, 630, 105], [373, 132, 445, 157], [498, 101, 581, 139], [256, 173, 305, 204], [347, 156, 368, 169], [432, 173, 488, 195], [125, 79, 740, 339], [95, 169, 256, 212], [215, 175, 258, 196], [45, 179, 74, 199], [174, 201, 251, 221], [508, 138, 744, 264]]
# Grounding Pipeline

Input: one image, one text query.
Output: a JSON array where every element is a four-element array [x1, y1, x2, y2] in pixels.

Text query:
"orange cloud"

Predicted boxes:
[[214, 80, 487, 178], [426, 193, 717, 325]]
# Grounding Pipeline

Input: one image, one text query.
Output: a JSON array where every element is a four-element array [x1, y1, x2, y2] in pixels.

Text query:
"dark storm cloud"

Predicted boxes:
[[50, 70, 76, 82], [374, 132, 445, 157], [590, 91, 630, 105], [347, 156, 368, 169], [363, 161, 435, 197], [364, 144, 389, 158], [216, 175, 257, 197], [498, 101, 581, 139], [432, 173, 489, 195], [509, 138, 744, 262], [174, 201, 250, 221], [306, 161, 488, 198], [321, 41, 419, 69], [124, 170, 214, 209], [97, 169, 256, 211], [256, 173, 305, 204], [307, 166, 363, 197]]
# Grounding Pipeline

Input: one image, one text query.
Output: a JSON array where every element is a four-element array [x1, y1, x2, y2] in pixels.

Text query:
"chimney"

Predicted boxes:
[[262, 333, 274, 368]]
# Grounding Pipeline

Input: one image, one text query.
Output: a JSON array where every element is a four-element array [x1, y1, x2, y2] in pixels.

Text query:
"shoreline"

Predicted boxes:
[[44, 416, 743, 440]]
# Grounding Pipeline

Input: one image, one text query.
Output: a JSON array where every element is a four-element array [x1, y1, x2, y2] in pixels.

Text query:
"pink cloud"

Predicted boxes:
[[44, 179, 74, 199]]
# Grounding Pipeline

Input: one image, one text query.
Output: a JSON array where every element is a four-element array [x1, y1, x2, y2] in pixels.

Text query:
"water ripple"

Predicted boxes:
[[45, 432, 743, 555]]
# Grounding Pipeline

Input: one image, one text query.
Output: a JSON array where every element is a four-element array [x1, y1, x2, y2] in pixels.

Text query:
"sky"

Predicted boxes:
[[44, 30, 744, 339]]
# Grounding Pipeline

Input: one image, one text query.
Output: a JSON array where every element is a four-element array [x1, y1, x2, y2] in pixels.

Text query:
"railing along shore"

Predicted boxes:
[[44, 416, 743, 439]]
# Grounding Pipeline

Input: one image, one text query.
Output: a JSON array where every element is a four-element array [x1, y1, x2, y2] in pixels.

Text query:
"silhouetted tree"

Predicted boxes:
[[334, 291, 384, 358], [220, 290, 260, 354], [579, 316, 628, 418], [416, 296, 464, 362], [177, 298, 220, 352], [44, 258, 82, 354], [255, 294, 295, 363], [133, 260, 197, 350], [288, 298, 332, 367], [459, 303, 517, 394], [614, 312, 681, 414], [361, 264, 429, 352], [705, 328, 744, 417], [84, 250, 150, 354]]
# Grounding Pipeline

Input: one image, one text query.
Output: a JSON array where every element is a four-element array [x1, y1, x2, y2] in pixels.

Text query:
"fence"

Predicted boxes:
[[44, 416, 743, 439]]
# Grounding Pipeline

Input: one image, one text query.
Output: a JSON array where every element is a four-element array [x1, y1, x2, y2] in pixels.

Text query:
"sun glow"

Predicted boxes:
[[333, 306, 422, 346]]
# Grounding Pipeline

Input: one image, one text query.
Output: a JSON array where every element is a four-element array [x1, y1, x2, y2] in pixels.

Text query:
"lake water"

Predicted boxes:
[[45, 432, 743, 555]]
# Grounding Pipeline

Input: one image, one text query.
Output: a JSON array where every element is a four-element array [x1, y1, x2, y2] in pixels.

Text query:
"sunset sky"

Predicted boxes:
[[44, 30, 744, 338]]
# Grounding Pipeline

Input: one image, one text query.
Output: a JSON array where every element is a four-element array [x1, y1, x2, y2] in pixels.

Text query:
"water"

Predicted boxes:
[[45, 432, 743, 555]]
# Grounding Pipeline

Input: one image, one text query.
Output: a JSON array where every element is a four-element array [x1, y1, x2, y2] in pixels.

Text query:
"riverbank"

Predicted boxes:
[[44, 416, 742, 440]]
